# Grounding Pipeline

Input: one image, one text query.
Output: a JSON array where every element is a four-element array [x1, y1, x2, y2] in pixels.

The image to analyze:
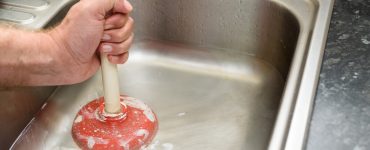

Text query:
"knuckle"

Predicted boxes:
[[118, 43, 126, 50], [117, 31, 126, 40], [119, 14, 128, 23], [119, 31, 129, 41], [127, 3, 134, 13], [128, 17, 134, 25]]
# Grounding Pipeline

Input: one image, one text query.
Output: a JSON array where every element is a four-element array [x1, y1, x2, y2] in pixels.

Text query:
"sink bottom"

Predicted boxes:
[[12, 40, 285, 150]]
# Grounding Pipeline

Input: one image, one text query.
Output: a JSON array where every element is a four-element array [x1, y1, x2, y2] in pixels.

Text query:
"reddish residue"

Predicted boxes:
[[72, 95, 158, 150]]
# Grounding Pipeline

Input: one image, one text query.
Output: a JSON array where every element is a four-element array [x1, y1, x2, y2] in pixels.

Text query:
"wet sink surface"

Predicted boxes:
[[12, 40, 284, 150], [10, 0, 335, 149], [118, 41, 284, 149]]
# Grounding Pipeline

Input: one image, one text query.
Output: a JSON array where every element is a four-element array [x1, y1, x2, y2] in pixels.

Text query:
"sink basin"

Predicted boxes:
[[7, 0, 334, 149]]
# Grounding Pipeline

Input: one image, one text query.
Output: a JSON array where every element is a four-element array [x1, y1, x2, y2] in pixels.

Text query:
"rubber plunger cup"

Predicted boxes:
[[71, 54, 158, 150]]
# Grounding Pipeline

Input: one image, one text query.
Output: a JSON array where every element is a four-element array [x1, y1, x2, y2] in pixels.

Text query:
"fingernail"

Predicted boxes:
[[102, 45, 113, 53], [104, 25, 114, 29], [102, 34, 111, 40]]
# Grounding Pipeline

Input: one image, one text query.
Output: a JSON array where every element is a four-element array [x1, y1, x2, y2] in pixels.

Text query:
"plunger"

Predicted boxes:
[[71, 53, 158, 150]]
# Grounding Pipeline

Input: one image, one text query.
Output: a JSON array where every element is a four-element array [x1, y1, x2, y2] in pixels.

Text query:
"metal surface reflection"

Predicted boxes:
[[8, 0, 334, 149]]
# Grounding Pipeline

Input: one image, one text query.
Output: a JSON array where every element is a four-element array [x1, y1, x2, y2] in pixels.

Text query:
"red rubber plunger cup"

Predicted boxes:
[[71, 54, 158, 150]]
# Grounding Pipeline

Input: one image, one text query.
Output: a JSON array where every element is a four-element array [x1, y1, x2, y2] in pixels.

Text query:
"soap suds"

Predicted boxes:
[[144, 140, 159, 150], [141, 140, 174, 150], [87, 136, 95, 149], [143, 110, 156, 122], [124, 97, 148, 111], [136, 129, 149, 140], [124, 97, 156, 122], [74, 115, 83, 123], [177, 112, 186, 117], [161, 143, 174, 150], [75, 134, 108, 146], [120, 140, 130, 150]]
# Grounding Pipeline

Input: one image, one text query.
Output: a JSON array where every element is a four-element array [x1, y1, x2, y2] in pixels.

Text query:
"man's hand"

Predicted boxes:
[[0, 0, 133, 86], [48, 0, 134, 84]]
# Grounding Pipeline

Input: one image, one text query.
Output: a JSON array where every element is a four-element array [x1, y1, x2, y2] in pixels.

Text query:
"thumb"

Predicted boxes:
[[112, 0, 133, 14]]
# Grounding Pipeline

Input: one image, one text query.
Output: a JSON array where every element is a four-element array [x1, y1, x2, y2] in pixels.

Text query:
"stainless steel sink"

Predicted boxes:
[[5, 0, 334, 149]]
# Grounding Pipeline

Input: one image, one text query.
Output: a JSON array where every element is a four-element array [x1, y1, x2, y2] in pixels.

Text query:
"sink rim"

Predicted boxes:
[[268, 0, 335, 150]]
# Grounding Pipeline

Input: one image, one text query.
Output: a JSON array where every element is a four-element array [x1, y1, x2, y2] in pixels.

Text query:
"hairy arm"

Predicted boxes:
[[0, 27, 63, 86]]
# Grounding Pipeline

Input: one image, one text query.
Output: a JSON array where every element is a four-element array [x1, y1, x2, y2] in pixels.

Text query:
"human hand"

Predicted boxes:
[[47, 0, 133, 84]]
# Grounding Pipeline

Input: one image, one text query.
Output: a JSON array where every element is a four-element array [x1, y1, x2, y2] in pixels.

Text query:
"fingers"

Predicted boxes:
[[78, 0, 132, 20], [100, 34, 134, 55], [108, 52, 129, 64], [102, 17, 134, 42], [99, 0, 133, 64], [113, 0, 133, 14], [99, 34, 134, 64], [104, 14, 129, 30]]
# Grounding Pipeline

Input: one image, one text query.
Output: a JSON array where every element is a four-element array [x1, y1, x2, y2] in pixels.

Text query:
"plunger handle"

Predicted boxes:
[[101, 54, 122, 114]]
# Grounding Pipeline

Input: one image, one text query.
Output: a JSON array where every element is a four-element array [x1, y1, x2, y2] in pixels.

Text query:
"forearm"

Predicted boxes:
[[0, 27, 60, 86]]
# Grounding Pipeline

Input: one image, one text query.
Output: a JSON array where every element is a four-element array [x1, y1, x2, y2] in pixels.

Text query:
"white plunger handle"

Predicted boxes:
[[101, 54, 121, 114]]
